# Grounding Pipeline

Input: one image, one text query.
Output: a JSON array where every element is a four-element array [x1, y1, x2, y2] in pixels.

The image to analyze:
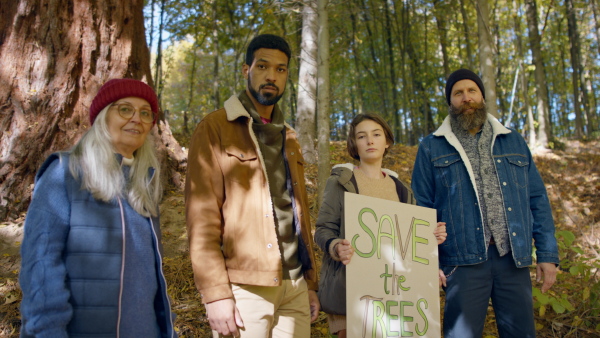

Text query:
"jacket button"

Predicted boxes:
[[502, 182, 507, 186], [291, 152, 295, 156], [274, 278, 278, 282], [294, 182, 297, 185], [497, 159, 501, 163], [267, 243, 272, 249], [445, 160, 448, 164], [507, 207, 512, 211], [240, 154, 244, 158], [512, 232, 517, 236]]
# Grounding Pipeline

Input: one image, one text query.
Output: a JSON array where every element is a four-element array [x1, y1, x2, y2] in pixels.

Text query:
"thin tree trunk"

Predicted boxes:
[[212, 1, 221, 111], [525, 0, 550, 148], [383, 0, 401, 141], [566, 0, 595, 135], [317, 0, 331, 207], [434, 0, 450, 78], [154, 0, 166, 102], [350, 8, 365, 114], [593, 0, 600, 56], [476, 0, 499, 118], [296, 0, 318, 164], [184, 46, 199, 136], [513, 0, 535, 145], [565, 0, 585, 139], [459, 0, 475, 69]]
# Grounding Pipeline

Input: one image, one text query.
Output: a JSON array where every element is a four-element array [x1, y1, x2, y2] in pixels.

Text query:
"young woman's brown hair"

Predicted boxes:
[[346, 113, 395, 160]]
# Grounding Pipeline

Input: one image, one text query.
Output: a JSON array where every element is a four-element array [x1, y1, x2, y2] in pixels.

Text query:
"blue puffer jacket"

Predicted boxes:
[[411, 115, 559, 268], [19, 152, 176, 338]]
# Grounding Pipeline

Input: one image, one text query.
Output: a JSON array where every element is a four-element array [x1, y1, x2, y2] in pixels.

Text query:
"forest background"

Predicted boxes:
[[1, 0, 599, 336]]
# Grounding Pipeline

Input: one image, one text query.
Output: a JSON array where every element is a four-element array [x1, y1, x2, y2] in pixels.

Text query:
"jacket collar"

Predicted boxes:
[[332, 163, 399, 180], [433, 113, 511, 137], [224, 93, 295, 131]]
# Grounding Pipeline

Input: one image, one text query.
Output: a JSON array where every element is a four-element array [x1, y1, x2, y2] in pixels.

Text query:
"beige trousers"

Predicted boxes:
[[213, 277, 311, 338]]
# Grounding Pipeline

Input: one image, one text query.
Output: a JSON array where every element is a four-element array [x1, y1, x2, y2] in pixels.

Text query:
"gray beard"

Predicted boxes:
[[449, 101, 488, 131]]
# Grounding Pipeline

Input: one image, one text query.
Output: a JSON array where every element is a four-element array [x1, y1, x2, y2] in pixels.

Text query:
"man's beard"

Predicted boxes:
[[248, 78, 284, 106], [449, 101, 488, 131]]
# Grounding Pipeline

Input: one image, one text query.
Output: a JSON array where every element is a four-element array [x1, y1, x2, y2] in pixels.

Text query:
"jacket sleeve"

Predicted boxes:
[[525, 145, 559, 264], [19, 157, 72, 338], [314, 175, 345, 257], [185, 117, 233, 304], [411, 140, 436, 210]]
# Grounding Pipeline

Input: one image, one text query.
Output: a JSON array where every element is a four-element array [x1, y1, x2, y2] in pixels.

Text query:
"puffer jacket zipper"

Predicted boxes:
[[116, 197, 127, 338]]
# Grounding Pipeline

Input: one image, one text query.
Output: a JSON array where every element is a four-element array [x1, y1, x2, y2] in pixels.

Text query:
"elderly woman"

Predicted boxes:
[[314, 113, 447, 338], [19, 79, 176, 337]]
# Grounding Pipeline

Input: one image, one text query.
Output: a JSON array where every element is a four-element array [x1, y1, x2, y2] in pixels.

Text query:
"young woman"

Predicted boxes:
[[19, 79, 176, 337], [314, 113, 447, 338]]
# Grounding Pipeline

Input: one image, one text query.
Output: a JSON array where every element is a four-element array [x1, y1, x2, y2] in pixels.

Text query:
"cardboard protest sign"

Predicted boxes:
[[345, 192, 440, 338]]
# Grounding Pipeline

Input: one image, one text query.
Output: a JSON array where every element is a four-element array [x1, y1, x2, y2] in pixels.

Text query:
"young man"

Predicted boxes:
[[185, 34, 319, 337], [411, 69, 559, 337]]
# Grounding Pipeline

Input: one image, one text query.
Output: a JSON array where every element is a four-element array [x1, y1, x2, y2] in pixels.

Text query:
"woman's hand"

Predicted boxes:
[[434, 222, 447, 245], [335, 239, 355, 265]]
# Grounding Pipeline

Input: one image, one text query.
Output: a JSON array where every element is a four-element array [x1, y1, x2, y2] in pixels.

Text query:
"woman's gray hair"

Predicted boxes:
[[69, 105, 162, 217]]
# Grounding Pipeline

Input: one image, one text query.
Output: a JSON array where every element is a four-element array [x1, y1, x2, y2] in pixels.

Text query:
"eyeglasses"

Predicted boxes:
[[111, 102, 155, 123]]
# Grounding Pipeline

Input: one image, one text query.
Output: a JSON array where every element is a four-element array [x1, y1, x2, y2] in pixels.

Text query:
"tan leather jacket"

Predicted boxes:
[[185, 95, 318, 304]]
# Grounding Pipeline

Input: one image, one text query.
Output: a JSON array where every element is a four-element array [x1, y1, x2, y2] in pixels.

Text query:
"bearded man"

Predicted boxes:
[[185, 34, 319, 337], [411, 69, 559, 338]]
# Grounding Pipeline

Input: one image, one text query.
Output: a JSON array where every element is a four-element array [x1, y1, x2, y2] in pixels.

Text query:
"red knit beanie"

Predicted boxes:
[[89, 79, 159, 125]]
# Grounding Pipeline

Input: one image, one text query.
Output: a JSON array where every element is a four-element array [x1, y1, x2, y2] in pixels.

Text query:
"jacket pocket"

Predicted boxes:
[[433, 153, 465, 188], [506, 155, 529, 188], [224, 145, 260, 184]]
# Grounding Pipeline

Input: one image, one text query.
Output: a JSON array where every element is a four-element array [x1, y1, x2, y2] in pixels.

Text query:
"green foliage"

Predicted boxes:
[[146, 0, 599, 143], [532, 230, 600, 333]]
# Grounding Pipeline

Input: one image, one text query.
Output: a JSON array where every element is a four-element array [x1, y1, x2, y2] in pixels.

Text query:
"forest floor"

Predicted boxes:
[[1, 139, 599, 337]]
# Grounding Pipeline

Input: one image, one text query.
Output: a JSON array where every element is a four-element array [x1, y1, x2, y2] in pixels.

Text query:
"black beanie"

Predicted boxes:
[[445, 69, 485, 105]]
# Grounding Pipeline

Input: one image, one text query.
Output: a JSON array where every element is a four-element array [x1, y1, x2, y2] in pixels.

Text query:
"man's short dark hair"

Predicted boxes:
[[245, 34, 292, 66], [347, 113, 395, 161]]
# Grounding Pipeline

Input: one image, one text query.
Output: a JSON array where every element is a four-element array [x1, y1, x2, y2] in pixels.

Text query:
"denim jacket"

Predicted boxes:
[[411, 115, 559, 268]]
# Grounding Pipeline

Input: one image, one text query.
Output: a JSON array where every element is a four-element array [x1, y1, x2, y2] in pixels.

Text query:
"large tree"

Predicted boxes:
[[0, 0, 184, 221]]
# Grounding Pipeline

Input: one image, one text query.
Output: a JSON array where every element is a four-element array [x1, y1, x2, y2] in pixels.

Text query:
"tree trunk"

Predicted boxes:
[[0, 0, 185, 221], [154, 0, 166, 102], [212, 1, 221, 111], [459, 0, 475, 70], [525, 0, 550, 148], [184, 45, 199, 136], [316, 0, 331, 207], [350, 9, 365, 115], [296, 0, 318, 164], [433, 0, 450, 78], [565, 0, 590, 138], [511, 0, 535, 145], [476, 0, 499, 119], [593, 0, 600, 56], [383, 0, 401, 141]]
